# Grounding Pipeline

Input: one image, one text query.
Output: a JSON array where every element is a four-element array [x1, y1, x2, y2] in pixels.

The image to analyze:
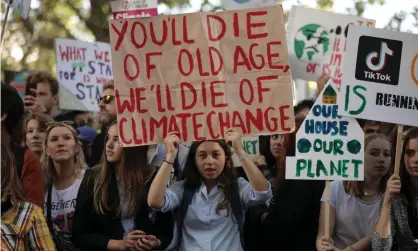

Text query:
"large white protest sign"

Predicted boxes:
[[338, 26, 418, 126], [287, 6, 375, 86], [4, 0, 31, 19], [286, 80, 364, 180], [55, 39, 113, 111]]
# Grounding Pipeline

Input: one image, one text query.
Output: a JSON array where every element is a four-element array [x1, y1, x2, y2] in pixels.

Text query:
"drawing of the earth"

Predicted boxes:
[[294, 24, 330, 62]]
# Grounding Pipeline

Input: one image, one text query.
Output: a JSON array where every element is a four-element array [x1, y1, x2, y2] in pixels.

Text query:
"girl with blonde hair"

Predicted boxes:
[[41, 122, 86, 250]]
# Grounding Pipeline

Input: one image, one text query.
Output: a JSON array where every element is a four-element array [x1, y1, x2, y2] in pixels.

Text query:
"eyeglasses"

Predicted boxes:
[[97, 95, 115, 104]]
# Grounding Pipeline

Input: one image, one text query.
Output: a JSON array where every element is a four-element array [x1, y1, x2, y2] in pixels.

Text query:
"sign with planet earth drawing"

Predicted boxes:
[[286, 80, 364, 180], [287, 6, 375, 87]]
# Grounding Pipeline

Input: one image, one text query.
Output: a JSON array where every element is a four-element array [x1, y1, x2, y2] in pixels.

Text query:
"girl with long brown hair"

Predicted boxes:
[[41, 122, 86, 250], [1, 142, 55, 250], [71, 121, 173, 251], [147, 128, 271, 251], [373, 127, 418, 251], [317, 133, 392, 251]]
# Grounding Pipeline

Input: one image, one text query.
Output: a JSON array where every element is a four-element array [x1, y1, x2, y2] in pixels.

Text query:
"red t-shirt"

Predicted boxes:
[[21, 149, 44, 208]]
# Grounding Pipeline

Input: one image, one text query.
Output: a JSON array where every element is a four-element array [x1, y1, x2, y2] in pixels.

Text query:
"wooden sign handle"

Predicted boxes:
[[394, 125, 404, 176], [324, 180, 331, 237]]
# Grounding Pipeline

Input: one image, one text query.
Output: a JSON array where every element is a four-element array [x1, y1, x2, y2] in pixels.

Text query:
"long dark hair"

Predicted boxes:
[[92, 121, 154, 217], [181, 139, 236, 215], [259, 115, 305, 195], [399, 127, 418, 236]]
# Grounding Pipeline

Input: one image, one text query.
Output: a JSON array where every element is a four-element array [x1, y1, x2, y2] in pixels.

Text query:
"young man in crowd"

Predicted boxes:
[[1, 83, 44, 208], [357, 119, 384, 135], [24, 71, 59, 116], [89, 80, 117, 167]]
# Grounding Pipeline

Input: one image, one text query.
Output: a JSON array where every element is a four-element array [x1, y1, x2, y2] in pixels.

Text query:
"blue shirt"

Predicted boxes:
[[159, 177, 272, 251], [150, 144, 188, 172]]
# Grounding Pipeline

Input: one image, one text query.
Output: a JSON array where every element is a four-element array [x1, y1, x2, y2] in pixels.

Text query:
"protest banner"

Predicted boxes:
[[55, 38, 113, 111], [231, 136, 259, 167], [109, 6, 295, 146], [287, 6, 375, 86], [110, 0, 158, 19], [3, 0, 31, 19], [221, 0, 276, 11], [338, 25, 418, 127], [286, 80, 364, 180]]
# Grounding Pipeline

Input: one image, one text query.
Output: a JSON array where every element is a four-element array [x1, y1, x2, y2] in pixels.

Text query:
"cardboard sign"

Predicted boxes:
[[221, 0, 276, 11], [4, 0, 31, 19], [55, 38, 113, 111], [287, 6, 375, 86], [231, 136, 259, 167], [286, 80, 364, 180], [109, 6, 295, 147], [338, 26, 418, 126], [110, 0, 158, 19]]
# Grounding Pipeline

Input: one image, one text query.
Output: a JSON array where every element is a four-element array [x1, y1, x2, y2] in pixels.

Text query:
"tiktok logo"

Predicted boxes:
[[365, 42, 393, 72], [355, 36, 403, 86]]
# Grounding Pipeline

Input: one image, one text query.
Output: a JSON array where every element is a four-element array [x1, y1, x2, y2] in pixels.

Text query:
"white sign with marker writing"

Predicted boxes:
[[55, 38, 113, 111], [286, 80, 364, 180], [338, 25, 418, 126]]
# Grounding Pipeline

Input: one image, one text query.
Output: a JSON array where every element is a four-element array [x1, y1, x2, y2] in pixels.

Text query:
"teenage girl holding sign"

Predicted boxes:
[[373, 127, 418, 251], [316, 133, 392, 251], [147, 128, 272, 251]]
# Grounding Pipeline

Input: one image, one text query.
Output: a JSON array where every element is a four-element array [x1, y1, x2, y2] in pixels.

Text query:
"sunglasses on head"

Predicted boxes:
[[46, 120, 77, 130], [97, 95, 115, 104]]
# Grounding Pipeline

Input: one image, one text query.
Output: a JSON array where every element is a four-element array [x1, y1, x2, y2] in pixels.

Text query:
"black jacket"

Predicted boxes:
[[71, 168, 173, 250], [89, 130, 105, 167], [261, 179, 325, 251]]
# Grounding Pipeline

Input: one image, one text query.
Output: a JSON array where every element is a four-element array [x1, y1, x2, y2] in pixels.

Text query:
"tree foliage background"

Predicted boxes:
[[1, 0, 417, 74]]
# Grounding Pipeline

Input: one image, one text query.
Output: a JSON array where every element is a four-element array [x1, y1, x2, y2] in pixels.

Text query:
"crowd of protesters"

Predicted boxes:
[[1, 70, 417, 251]]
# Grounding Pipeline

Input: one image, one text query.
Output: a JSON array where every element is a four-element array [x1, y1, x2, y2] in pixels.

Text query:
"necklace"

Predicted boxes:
[[359, 193, 381, 204], [364, 191, 378, 197]]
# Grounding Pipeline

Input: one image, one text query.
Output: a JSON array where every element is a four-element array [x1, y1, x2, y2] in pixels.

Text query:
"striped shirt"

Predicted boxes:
[[1, 202, 56, 251]]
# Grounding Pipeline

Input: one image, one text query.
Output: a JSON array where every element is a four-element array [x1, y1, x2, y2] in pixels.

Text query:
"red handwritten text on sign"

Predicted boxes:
[[109, 6, 295, 146]]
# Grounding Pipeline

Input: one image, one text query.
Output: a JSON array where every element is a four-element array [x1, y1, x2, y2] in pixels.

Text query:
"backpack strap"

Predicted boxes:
[[175, 184, 195, 250], [46, 183, 53, 233], [13, 145, 26, 179], [231, 183, 245, 251]]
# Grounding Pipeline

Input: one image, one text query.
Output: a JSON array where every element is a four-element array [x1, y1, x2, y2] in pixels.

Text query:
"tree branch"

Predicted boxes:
[[20, 12, 76, 49]]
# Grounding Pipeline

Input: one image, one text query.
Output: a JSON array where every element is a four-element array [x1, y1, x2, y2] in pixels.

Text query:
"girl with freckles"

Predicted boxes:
[[373, 127, 418, 251], [23, 113, 53, 158], [316, 134, 392, 251], [147, 128, 272, 251]]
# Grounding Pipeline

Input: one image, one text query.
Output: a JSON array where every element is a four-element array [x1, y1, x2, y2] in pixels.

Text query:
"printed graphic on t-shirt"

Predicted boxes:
[[45, 177, 83, 237]]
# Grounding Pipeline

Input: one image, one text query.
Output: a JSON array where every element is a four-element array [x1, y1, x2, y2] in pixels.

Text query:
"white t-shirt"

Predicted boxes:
[[117, 184, 134, 239], [321, 180, 382, 249], [44, 174, 84, 243]]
